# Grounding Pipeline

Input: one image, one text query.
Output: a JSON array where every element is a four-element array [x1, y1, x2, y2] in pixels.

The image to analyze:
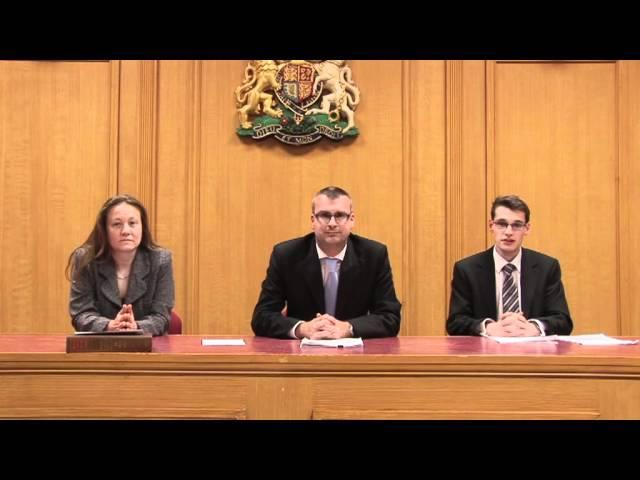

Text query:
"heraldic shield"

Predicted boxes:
[[234, 60, 361, 146]]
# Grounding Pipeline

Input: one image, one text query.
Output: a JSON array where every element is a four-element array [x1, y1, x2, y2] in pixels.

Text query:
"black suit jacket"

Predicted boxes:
[[252, 233, 401, 339], [447, 247, 572, 336]]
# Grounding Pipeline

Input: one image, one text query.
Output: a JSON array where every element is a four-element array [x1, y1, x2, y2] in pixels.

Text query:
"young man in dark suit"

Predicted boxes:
[[447, 195, 572, 337], [252, 186, 401, 339]]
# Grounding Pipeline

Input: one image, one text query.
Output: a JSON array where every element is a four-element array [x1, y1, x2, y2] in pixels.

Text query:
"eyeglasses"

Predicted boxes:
[[492, 220, 527, 232], [314, 211, 352, 225]]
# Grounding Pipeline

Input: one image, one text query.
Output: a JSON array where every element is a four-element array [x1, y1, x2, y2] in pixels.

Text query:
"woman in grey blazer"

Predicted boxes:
[[66, 194, 175, 336]]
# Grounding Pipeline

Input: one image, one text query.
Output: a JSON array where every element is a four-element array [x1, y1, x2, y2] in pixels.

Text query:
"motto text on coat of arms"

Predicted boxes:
[[235, 60, 361, 145]]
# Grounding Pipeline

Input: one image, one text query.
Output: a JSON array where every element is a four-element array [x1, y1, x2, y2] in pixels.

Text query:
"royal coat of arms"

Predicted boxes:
[[234, 60, 361, 145]]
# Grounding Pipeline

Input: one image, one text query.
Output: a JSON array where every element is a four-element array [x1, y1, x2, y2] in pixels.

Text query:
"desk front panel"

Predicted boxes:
[[1, 335, 639, 419]]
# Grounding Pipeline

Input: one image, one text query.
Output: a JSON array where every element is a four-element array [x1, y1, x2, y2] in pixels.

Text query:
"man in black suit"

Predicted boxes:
[[252, 186, 401, 339], [447, 195, 572, 337]]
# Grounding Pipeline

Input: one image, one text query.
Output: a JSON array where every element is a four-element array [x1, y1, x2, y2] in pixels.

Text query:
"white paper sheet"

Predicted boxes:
[[300, 337, 364, 348], [201, 338, 246, 346]]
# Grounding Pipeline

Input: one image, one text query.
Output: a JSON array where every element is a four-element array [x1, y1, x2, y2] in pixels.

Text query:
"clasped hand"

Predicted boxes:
[[107, 304, 137, 331], [485, 312, 540, 337], [296, 314, 352, 339]]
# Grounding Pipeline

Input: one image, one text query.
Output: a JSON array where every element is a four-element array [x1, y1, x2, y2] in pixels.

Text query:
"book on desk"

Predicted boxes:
[[66, 330, 152, 353]]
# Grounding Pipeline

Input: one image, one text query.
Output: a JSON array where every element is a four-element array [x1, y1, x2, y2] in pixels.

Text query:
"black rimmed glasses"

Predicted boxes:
[[314, 211, 352, 225]]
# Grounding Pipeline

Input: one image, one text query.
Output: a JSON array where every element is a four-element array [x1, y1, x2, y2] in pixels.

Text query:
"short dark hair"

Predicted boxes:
[[66, 194, 160, 281], [312, 186, 352, 213], [491, 195, 530, 223]]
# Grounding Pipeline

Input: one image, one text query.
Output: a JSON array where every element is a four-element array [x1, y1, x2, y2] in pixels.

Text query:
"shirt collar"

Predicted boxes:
[[316, 242, 347, 262], [493, 246, 522, 273]]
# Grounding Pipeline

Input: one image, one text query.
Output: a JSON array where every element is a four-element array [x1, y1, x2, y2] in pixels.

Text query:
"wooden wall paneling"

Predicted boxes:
[[184, 61, 203, 335], [618, 61, 640, 336], [117, 60, 159, 221], [108, 61, 121, 195], [155, 61, 201, 333], [487, 61, 618, 334], [443, 61, 487, 333], [460, 61, 489, 255], [446, 60, 464, 293], [0, 61, 114, 333], [199, 60, 263, 335], [403, 61, 446, 335]]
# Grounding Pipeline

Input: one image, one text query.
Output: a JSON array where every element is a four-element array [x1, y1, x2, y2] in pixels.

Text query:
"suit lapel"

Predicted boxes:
[[126, 249, 150, 305], [300, 240, 324, 312], [98, 260, 122, 308], [520, 249, 537, 317], [335, 237, 359, 316], [478, 248, 497, 319]]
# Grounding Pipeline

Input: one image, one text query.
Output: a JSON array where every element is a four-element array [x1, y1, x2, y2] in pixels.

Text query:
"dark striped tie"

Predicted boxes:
[[502, 263, 520, 313]]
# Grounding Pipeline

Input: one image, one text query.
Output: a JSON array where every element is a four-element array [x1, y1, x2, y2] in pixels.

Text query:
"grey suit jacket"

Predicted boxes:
[[447, 247, 573, 336], [252, 233, 402, 339], [69, 247, 175, 336]]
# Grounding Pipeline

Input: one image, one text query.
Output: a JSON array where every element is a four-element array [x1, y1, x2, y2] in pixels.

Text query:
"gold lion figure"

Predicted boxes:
[[235, 60, 283, 129]]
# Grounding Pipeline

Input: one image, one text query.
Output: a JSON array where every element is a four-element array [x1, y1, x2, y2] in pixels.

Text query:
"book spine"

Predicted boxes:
[[66, 336, 152, 353]]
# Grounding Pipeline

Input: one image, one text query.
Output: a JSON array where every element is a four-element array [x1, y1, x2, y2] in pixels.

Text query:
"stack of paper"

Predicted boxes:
[[300, 337, 364, 348], [484, 335, 551, 344], [486, 333, 638, 346], [555, 334, 638, 346]]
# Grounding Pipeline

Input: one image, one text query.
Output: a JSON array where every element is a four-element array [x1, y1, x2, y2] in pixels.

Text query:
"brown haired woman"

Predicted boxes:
[[66, 194, 175, 336]]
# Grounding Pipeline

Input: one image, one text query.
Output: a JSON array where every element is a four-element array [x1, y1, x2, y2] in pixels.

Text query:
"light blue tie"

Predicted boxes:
[[324, 258, 339, 316]]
